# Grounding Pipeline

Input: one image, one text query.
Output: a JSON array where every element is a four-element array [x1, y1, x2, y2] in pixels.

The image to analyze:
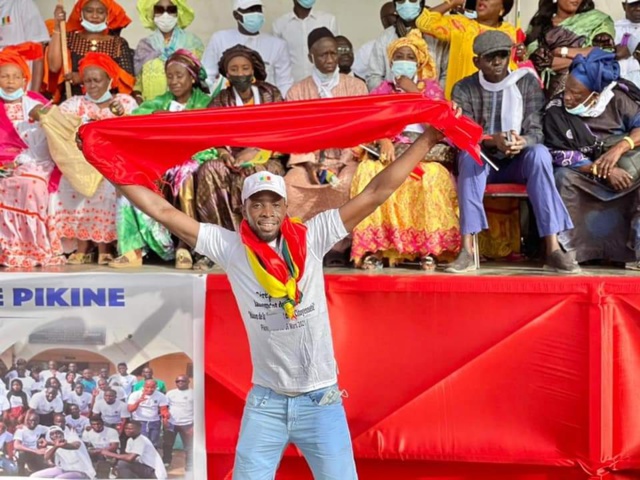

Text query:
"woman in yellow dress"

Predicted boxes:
[[350, 30, 460, 270], [416, 0, 517, 99]]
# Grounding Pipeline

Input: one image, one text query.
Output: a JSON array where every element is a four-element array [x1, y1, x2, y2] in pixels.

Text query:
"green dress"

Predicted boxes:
[[116, 89, 211, 258]]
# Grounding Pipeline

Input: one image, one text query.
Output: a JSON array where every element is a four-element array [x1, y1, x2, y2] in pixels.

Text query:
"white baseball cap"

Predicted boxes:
[[241, 172, 287, 203], [233, 0, 263, 10]]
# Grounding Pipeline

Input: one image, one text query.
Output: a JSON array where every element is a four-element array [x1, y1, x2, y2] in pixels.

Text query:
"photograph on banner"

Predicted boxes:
[[0, 273, 206, 480]]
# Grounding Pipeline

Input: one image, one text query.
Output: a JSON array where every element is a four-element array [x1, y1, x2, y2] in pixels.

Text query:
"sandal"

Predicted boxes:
[[175, 248, 193, 270], [360, 254, 383, 270], [419, 255, 437, 272], [193, 256, 214, 271], [67, 252, 95, 265], [108, 250, 142, 269], [97, 253, 114, 266]]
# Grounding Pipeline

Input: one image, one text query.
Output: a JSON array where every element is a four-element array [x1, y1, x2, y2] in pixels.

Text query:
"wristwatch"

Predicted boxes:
[[560, 47, 569, 58]]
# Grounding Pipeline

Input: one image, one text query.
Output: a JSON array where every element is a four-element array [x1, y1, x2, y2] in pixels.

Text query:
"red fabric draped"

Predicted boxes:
[[79, 95, 484, 192]]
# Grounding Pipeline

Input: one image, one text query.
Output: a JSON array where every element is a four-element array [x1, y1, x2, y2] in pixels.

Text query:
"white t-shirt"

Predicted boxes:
[[5, 369, 31, 382], [108, 373, 137, 396], [14, 425, 48, 449], [65, 415, 90, 436], [63, 391, 93, 414], [0, 430, 12, 450], [82, 426, 119, 449], [0, 0, 48, 48], [53, 441, 96, 478], [30, 380, 43, 393], [127, 390, 168, 422], [272, 10, 338, 82], [45, 426, 79, 444], [126, 435, 167, 479], [29, 391, 63, 415], [39, 370, 65, 383], [166, 389, 194, 426], [8, 393, 27, 409], [92, 399, 131, 425], [16, 376, 37, 396], [96, 386, 126, 403], [0, 395, 9, 412], [196, 209, 347, 395], [202, 29, 294, 97]]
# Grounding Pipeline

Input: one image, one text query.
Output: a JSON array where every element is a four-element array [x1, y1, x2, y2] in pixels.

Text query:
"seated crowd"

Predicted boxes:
[[2, 0, 640, 273], [0, 359, 193, 479]]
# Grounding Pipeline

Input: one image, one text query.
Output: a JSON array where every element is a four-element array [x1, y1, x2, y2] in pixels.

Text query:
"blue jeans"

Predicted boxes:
[[0, 456, 18, 475], [139, 419, 161, 448], [233, 384, 357, 480]]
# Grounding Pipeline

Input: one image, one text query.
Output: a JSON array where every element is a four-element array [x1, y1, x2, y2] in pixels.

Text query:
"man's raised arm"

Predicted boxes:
[[339, 123, 448, 232], [117, 185, 200, 248]]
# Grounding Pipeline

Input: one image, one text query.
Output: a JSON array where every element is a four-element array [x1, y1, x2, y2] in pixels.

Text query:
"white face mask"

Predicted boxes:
[[0, 88, 24, 102], [86, 81, 113, 103], [154, 12, 178, 33], [81, 15, 108, 33]]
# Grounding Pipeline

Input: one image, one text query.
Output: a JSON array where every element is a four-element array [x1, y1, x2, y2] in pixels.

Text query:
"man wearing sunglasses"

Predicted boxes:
[[202, 0, 294, 96], [448, 30, 577, 274]]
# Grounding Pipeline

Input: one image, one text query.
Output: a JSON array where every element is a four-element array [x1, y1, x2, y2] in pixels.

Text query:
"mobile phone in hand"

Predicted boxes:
[[505, 130, 513, 144]]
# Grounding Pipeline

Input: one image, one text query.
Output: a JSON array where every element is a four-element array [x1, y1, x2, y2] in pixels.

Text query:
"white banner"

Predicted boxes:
[[0, 272, 206, 480]]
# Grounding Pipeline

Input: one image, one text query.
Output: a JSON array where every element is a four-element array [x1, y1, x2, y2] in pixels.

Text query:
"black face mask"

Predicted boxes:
[[228, 75, 253, 92]]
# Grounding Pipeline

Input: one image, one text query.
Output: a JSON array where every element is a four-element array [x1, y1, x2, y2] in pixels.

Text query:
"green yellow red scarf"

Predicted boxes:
[[240, 217, 308, 319]]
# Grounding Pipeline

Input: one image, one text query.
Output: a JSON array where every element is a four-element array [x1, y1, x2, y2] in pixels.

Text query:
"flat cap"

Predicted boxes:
[[473, 30, 514, 57]]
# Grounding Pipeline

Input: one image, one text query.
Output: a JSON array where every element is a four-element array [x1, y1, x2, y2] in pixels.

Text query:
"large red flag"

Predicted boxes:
[[79, 94, 483, 191]]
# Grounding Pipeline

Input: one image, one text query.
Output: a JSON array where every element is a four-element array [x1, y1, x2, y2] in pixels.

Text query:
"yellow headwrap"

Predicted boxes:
[[387, 29, 437, 81], [137, 0, 195, 30]]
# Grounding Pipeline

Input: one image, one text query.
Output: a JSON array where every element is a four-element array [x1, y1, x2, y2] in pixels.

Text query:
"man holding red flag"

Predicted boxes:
[[113, 113, 456, 479]]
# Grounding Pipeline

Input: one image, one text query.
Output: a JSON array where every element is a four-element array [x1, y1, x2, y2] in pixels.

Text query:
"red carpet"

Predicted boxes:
[[204, 273, 640, 479]]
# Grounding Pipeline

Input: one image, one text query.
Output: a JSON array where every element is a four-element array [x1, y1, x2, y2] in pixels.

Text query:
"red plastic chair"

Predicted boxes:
[[471, 184, 530, 269]]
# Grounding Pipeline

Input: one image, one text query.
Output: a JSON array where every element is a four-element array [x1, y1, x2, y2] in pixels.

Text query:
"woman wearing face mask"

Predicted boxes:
[[351, 30, 460, 270], [545, 49, 640, 268], [133, 0, 207, 103], [114, 50, 212, 269], [196, 45, 285, 232], [0, 44, 65, 268], [416, 0, 517, 99], [48, 53, 138, 265], [368, 0, 450, 92], [46, 0, 134, 101], [526, 0, 615, 99]]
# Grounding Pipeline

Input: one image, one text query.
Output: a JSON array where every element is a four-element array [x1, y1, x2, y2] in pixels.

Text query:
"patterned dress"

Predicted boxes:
[[48, 94, 138, 252], [349, 80, 460, 265], [0, 96, 65, 268]]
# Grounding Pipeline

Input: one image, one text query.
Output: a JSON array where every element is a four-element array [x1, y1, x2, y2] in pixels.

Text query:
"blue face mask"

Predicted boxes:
[[240, 12, 265, 34], [0, 88, 24, 102], [395, 1, 421, 21], [391, 60, 418, 79], [81, 17, 108, 33], [565, 93, 596, 116], [85, 88, 113, 104], [464, 10, 478, 20], [296, 0, 316, 8]]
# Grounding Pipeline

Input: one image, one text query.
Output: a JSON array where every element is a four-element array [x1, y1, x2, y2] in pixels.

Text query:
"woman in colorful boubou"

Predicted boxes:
[[0, 43, 65, 268], [350, 30, 460, 271]]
